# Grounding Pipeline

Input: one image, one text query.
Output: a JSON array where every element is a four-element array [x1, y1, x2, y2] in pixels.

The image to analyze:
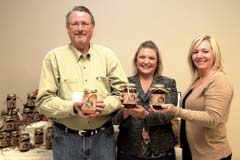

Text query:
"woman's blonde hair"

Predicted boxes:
[[187, 35, 224, 80]]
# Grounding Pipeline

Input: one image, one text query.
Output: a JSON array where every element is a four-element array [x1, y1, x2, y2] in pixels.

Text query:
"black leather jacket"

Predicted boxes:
[[113, 75, 178, 158]]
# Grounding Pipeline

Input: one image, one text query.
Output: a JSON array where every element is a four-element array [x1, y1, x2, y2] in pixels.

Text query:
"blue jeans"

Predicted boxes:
[[52, 124, 116, 160]]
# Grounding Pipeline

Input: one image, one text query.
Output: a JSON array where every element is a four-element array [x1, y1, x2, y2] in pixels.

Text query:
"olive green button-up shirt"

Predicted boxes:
[[36, 43, 128, 130]]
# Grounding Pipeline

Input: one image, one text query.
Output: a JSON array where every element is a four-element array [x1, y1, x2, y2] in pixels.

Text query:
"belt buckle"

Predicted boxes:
[[78, 130, 87, 136]]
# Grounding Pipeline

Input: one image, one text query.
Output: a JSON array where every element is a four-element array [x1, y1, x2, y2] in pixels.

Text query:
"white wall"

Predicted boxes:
[[0, 0, 239, 159]]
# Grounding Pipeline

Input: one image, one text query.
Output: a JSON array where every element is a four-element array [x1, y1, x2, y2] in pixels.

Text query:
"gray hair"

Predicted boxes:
[[66, 6, 95, 25]]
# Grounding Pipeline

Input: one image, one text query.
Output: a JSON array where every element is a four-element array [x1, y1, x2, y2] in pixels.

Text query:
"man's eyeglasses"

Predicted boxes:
[[68, 22, 92, 28]]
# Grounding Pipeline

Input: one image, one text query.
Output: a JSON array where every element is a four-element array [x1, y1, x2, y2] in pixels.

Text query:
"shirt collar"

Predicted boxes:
[[70, 43, 92, 61]]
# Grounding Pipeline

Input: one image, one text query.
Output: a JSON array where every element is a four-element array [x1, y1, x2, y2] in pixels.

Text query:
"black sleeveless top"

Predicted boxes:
[[180, 89, 193, 160]]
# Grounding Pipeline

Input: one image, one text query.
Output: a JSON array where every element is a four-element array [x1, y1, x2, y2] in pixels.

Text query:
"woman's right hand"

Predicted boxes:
[[122, 105, 149, 119], [150, 103, 177, 116]]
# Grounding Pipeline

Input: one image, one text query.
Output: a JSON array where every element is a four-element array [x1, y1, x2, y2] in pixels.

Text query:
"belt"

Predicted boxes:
[[54, 121, 112, 137]]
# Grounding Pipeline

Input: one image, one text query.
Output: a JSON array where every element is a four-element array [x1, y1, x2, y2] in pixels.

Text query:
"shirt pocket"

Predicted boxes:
[[59, 78, 81, 100]]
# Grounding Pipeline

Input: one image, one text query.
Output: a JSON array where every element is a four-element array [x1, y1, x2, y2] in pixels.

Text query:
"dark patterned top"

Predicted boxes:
[[113, 74, 178, 158]]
